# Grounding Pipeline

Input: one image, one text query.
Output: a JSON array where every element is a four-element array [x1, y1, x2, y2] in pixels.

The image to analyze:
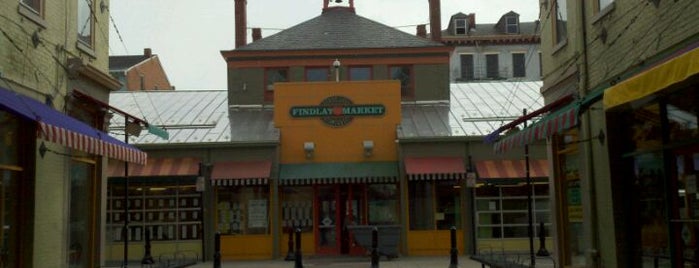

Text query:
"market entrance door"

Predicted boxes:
[[315, 184, 365, 255]]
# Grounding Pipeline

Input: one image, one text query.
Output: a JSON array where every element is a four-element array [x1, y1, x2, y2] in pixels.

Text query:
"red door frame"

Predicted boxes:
[[313, 184, 367, 255]]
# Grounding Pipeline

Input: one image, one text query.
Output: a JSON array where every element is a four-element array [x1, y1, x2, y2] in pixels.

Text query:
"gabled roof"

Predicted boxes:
[[109, 55, 148, 71], [236, 7, 443, 51]]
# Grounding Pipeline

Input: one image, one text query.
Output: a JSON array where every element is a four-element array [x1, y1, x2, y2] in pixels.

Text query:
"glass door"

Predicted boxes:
[[314, 184, 366, 255], [672, 149, 699, 267], [316, 185, 339, 254]]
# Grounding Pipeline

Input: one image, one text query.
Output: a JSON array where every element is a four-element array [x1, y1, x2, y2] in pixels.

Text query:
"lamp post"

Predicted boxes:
[[524, 109, 535, 267]]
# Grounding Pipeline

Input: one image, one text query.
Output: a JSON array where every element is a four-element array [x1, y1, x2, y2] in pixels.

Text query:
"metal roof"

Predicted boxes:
[[108, 81, 543, 145]]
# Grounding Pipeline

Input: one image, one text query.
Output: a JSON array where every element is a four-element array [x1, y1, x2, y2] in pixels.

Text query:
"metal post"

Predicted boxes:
[[449, 226, 458, 268], [213, 232, 221, 268], [141, 228, 154, 266], [536, 221, 550, 256], [294, 228, 303, 268], [123, 117, 130, 268], [285, 227, 295, 261], [524, 109, 535, 267], [371, 227, 379, 268]]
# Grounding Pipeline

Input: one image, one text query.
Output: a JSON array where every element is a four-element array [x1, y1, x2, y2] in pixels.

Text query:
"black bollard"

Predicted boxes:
[[371, 227, 379, 268], [449, 226, 458, 268], [141, 228, 154, 266], [294, 228, 303, 268], [536, 222, 550, 256], [213, 232, 221, 268], [285, 227, 296, 261]]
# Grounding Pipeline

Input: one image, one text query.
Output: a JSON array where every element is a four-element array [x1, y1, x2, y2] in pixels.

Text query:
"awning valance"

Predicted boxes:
[[604, 46, 699, 110], [405, 157, 466, 180], [0, 87, 146, 164], [475, 159, 549, 180], [493, 104, 579, 153], [108, 157, 199, 177], [279, 162, 398, 185], [211, 160, 272, 186]]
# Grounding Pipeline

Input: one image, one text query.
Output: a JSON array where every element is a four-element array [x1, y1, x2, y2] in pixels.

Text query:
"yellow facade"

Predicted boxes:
[[274, 80, 401, 163]]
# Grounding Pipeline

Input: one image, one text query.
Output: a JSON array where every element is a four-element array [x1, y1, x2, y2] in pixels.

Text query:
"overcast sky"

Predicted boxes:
[[108, 0, 540, 90]]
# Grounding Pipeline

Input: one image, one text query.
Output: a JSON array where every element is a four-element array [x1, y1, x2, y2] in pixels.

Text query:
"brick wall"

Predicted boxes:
[[125, 57, 173, 90]]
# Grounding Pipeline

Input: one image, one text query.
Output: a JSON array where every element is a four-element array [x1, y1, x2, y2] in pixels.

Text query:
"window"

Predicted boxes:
[[20, 0, 42, 14], [349, 66, 372, 81], [554, 129, 585, 265], [265, 68, 288, 102], [77, 0, 94, 47], [475, 184, 551, 239], [554, 0, 568, 45], [368, 184, 399, 225], [280, 186, 313, 232], [538, 52, 543, 78], [0, 111, 22, 267], [512, 53, 526, 78], [459, 54, 474, 81], [506, 16, 518, 34], [454, 19, 467, 35], [69, 159, 96, 267], [389, 65, 413, 99], [597, 0, 614, 12], [216, 185, 270, 235], [485, 54, 499, 79], [409, 181, 461, 230], [306, 67, 329, 82]]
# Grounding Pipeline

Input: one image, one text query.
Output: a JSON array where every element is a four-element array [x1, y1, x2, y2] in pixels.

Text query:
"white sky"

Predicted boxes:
[[108, 0, 540, 90]]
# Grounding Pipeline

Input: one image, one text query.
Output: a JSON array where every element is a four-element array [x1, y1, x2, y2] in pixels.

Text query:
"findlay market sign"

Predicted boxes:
[[290, 96, 385, 127]]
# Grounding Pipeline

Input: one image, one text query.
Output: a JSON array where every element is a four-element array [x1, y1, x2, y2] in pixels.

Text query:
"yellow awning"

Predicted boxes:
[[604, 46, 699, 110]]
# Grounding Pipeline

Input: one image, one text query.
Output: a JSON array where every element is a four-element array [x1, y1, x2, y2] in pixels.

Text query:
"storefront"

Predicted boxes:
[[603, 45, 699, 267]]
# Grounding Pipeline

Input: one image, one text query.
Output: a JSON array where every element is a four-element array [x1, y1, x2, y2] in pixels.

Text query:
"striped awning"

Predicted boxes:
[[493, 104, 579, 153], [405, 157, 467, 181], [279, 162, 398, 185], [107, 157, 200, 177], [475, 159, 549, 179], [211, 161, 271, 186], [0, 87, 146, 164]]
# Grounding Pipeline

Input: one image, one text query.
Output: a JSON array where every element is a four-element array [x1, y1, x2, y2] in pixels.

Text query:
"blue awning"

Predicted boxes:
[[0, 87, 146, 164]]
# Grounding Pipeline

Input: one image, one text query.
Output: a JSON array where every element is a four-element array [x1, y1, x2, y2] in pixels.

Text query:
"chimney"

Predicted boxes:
[[252, 28, 262, 42], [144, 48, 152, 58], [234, 0, 247, 48], [416, 24, 427, 38], [428, 0, 441, 42], [468, 13, 476, 31]]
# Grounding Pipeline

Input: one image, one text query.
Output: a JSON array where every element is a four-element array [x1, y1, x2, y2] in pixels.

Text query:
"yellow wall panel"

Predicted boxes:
[[221, 235, 273, 260], [406, 230, 464, 256]]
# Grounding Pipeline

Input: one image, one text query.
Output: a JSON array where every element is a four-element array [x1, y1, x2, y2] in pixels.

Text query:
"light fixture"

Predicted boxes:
[[333, 59, 341, 82], [304, 142, 315, 159], [362, 140, 374, 157]]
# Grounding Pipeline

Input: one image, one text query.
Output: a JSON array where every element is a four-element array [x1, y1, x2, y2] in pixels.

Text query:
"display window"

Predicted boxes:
[[280, 186, 314, 233], [553, 129, 585, 266], [409, 180, 461, 230], [367, 184, 399, 225], [216, 185, 270, 235], [475, 184, 550, 239]]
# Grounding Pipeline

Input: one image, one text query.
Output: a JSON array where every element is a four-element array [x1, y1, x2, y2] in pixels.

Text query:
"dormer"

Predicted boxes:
[[496, 11, 520, 34], [323, 0, 355, 13], [446, 12, 475, 36]]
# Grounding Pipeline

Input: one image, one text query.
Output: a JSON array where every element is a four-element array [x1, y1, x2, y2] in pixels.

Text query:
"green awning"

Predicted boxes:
[[279, 162, 399, 185]]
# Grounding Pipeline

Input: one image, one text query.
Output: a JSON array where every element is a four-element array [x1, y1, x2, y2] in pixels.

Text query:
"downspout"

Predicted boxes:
[[579, 1, 600, 266]]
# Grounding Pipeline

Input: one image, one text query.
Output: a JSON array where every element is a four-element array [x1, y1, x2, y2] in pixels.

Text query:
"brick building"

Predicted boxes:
[[109, 48, 174, 91]]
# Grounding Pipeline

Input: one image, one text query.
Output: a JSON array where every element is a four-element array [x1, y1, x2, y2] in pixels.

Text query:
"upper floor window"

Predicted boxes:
[[265, 68, 288, 102], [597, 0, 614, 12], [538, 52, 543, 78], [512, 53, 526, 78], [77, 0, 94, 47], [349, 66, 372, 81], [454, 19, 467, 35], [20, 0, 42, 14], [460, 54, 474, 81], [506, 16, 518, 34], [305, 67, 329, 82], [486, 54, 500, 79], [554, 0, 568, 45], [389, 65, 413, 99]]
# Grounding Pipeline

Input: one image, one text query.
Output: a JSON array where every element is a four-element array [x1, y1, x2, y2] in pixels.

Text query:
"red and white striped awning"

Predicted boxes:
[[0, 87, 146, 165], [405, 157, 467, 181], [494, 105, 579, 153], [211, 161, 272, 186]]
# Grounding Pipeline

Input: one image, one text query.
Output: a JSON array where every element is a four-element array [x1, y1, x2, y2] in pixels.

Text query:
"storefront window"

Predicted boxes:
[[216, 185, 270, 235], [69, 159, 95, 267], [281, 186, 313, 232], [475, 185, 550, 239], [0, 111, 19, 166], [368, 184, 399, 225], [409, 181, 462, 230], [555, 129, 585, 265]]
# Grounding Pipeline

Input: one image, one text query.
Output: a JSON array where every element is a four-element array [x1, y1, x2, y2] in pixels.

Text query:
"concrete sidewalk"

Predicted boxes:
[[186, 255, 557, 268]]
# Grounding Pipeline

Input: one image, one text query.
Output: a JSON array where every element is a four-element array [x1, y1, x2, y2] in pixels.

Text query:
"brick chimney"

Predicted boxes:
[[468, 13, 476, 31], [144, 48, 152, 58], [252, 28, 262, 42], [416, 24, 427, 38], [234, 0, 247, 48], [428, 0, 441, 42]]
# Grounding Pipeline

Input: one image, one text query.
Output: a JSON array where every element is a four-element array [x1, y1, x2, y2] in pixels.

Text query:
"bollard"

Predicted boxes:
[[449, 226, 458, 268], [214, 232, 221, 268], [285, 227, 296, 261], [536, 222, 550, 256], [294, 228, 303, 268], [371, 227, 379, 268], [141, 228, 154, 266]]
